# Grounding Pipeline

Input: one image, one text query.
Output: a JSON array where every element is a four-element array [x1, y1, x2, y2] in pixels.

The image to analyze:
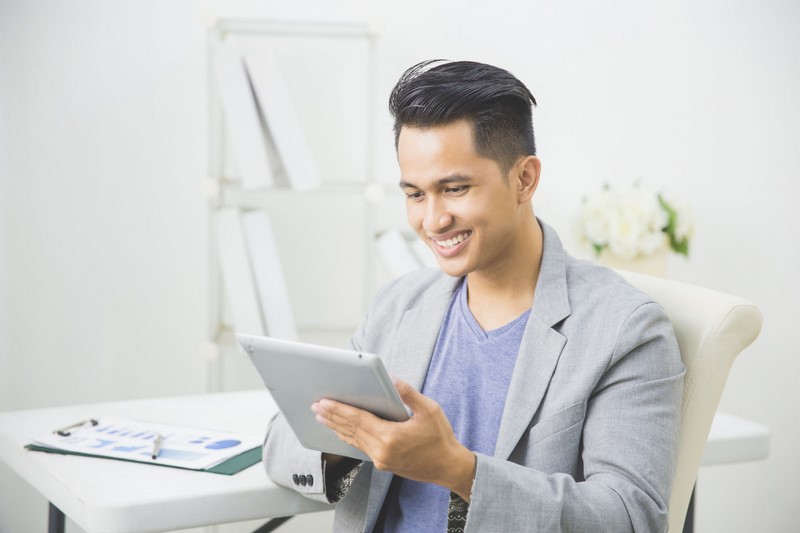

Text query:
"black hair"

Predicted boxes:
[[389, 60, 537, 174]]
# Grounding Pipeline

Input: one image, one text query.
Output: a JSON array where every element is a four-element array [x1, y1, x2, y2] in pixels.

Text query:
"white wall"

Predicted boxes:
[[1, 1, 798, 532], [0, 59, 9, 412]]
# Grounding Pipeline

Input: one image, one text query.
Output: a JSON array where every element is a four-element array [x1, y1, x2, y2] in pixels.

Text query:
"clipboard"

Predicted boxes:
[[24, 443, 261, 475], [25, 416, 263, 476]]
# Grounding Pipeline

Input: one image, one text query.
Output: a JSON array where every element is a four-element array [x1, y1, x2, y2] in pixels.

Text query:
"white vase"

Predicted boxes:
[[596, 246, 668, 278]]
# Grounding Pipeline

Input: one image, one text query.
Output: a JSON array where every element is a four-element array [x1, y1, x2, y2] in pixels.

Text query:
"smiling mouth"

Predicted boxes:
[[430, 231, 472, 249]]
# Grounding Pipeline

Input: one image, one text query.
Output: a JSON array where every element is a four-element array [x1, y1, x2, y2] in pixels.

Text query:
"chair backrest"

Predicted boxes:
[[616, 271, 763, 532]]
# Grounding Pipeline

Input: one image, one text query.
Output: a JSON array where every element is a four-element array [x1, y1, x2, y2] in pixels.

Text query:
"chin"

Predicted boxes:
[[436, 259, 470, 278]]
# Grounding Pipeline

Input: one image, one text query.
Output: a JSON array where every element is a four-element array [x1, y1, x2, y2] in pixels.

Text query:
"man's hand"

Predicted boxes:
[[311, 378, 476, 501]]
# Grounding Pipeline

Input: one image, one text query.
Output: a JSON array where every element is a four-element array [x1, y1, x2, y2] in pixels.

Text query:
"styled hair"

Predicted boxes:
[[389, 60, 537, 174]]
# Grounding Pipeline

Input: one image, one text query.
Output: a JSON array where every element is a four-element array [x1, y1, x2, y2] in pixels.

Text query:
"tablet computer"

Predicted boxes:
[[237, 333, 410, 461]]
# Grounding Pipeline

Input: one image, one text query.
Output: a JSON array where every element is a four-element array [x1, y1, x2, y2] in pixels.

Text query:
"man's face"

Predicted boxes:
[[398, 119, 525, 279]]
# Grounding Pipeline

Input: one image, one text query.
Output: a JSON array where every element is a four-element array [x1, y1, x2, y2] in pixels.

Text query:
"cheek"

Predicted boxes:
[[406, 204, 424, 229]]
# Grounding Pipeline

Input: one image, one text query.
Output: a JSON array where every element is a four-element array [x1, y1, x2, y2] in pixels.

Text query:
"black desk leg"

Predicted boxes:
[[253, 516, 292, 533], [682, 485, 695, 533], [48, 503, 65, 533]]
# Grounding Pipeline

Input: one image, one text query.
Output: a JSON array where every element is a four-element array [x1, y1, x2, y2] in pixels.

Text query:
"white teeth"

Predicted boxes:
[[434, 232, 470, 248]]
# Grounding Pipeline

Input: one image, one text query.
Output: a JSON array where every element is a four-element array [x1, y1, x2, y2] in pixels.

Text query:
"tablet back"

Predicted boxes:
[[238, 334, 409, 461]]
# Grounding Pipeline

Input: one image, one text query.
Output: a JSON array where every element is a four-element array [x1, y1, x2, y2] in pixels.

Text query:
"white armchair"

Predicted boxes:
[[617, 271, 763, 532]]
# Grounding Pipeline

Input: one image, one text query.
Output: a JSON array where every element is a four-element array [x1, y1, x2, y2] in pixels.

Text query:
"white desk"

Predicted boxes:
[[702, 411, 770, 466], [0, 392, 769, 533], [0, 391, 331, 533], [681, 411, 768, 533]]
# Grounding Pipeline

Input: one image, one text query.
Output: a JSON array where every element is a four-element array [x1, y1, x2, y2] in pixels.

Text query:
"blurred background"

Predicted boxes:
[[1, 0, 798, 531]]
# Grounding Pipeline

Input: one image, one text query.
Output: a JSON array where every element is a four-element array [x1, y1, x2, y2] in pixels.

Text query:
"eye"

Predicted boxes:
[[445, 186, 468, 195], [405, 190, 425, 201]]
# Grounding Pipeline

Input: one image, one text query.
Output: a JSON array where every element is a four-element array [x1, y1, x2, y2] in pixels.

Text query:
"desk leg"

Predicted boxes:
[[48, 503, 65, 533], [252, 516, 292, 533]]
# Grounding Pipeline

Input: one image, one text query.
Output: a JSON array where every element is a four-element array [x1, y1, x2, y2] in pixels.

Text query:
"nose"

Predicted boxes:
[[422, 197, 454, 234]]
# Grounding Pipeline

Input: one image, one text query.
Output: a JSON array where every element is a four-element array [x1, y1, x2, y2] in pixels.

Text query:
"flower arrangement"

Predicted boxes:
[[580, 184, 693, 261]]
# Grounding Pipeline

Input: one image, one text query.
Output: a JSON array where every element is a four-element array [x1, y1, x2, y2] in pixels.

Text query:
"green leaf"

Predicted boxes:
[[673, 239, 689, 256], [658, 194, 690, 257]]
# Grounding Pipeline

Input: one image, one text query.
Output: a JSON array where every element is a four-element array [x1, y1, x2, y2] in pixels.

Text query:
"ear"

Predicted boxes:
[[514, 156, 540, 203]]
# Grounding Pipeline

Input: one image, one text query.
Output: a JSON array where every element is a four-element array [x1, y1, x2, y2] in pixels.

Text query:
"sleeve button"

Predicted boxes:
[[299, 475, 307, 486], [292, 474, 299, 485], [307, 474, 314, 486]]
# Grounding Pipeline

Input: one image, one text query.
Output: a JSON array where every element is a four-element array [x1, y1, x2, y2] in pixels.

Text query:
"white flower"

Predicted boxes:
[[581, 183, 690, 259]]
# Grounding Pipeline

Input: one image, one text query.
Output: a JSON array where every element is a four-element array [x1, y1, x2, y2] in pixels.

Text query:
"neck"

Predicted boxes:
[[466, 215, 543, 320]]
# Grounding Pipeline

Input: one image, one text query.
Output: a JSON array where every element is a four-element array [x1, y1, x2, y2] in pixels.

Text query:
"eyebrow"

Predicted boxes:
[[398, 175, 472, 189]]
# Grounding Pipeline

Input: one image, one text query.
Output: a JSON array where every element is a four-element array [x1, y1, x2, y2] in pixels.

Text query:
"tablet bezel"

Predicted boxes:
[[237, 333, 410, 461]]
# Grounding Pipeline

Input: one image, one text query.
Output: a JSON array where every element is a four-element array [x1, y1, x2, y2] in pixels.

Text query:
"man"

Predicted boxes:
[[264, 60, 685, 532]]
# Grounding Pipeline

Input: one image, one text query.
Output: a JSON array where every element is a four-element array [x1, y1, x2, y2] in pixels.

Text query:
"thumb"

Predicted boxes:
[[393, 378, 426, 410]]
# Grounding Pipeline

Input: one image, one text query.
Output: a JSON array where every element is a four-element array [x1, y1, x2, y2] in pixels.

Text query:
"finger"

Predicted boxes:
[[313, 400, 386, 442], [314, 399, 369, 428], [330, 420, 382, 454], [311, 401, 351, 433]]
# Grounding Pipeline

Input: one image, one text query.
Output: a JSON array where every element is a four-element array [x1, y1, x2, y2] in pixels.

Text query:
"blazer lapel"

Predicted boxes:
[[386, 276, 460, 389], [494, 318, 567, 459], [494, 221, 571, 460]]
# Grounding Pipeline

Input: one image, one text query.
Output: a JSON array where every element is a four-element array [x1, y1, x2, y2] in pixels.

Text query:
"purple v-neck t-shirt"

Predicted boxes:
[[380, 278, 531, 532]]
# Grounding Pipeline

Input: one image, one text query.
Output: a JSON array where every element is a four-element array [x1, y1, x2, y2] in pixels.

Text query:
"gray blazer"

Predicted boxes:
[[264, 221, 685, 532]]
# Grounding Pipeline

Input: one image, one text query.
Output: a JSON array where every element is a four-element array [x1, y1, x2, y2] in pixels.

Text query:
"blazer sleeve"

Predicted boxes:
[[464, 302, 685, 533], [262, 308, 373, 504], [262, 411, 331, 503]]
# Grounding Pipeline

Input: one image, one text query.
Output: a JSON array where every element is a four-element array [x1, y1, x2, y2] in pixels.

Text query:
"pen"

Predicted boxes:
[[151, 434, 163, 460], [54, 418, 99, 437]]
